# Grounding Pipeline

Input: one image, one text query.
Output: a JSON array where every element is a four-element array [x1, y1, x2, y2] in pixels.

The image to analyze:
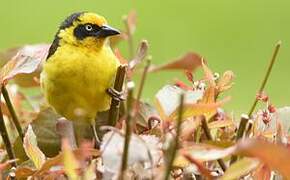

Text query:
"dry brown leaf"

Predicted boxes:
[[149, 52, 203, 72]]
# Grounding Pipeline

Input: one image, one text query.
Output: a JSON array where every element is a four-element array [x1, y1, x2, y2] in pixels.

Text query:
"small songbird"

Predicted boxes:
[[40, 12, 121, 142]]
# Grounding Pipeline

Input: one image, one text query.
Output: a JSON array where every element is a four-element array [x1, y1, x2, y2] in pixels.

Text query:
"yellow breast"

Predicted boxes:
[[41, 44, 119, 121]]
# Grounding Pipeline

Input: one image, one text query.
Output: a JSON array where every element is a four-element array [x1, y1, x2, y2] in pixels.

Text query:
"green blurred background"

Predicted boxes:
[[0, 0, 289, 114]]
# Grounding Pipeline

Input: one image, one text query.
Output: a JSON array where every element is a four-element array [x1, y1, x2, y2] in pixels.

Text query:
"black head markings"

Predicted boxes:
[[73, 23, 101, 40], [46, 12, 85, 60]]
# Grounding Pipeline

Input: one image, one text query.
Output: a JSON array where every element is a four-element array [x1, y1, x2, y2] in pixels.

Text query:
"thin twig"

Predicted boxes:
[[2, 86, 23, 140], [200, 116, 227, 172], [164, 93, 184, 180], [123, 17, 134, 60], [0, 94, 16, 167], [248, 41, 281, 117], [230, 114, 249, 164], [108, 65, 127, 126], [120, 81, 135, 180], [136, 58, 151, 103]]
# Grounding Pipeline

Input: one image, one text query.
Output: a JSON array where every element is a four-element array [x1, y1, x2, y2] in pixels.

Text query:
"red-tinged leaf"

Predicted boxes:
[[208, 119, 234, 129], [23, 125, 46, 169], [183, 153, 213, 179], [15, 167, 36, 178], [221, 158, 260, 180], [149, 52, 203, 72], [181, 143, 236, 162], [252, 164, 272, 180], [236, 139, 290, 178], [125, 10, 137, 35], [171, 96, 230, 121], [174, 80, 192, 90], [155, 85, 204, 120], [0, 44, 49, 85], [62, 139, 79, 179]]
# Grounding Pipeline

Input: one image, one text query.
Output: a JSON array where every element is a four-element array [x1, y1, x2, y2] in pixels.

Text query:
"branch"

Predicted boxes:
[[108, 65, 127, 126], [164, 93, 184, 180], [0, 93, 17, 167], [120, 81, 135, 179], [1, 86, 23, 140]]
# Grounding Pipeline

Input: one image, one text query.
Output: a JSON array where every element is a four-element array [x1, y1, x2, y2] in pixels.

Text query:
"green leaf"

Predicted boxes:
[[221, 158, 260, 180]]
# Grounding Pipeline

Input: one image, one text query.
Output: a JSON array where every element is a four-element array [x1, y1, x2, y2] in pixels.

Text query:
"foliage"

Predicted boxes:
[[0, 10, 288, 180]]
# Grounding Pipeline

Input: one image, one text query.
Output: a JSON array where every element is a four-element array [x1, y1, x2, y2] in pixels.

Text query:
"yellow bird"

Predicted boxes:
[[41, 12, 121, 142]]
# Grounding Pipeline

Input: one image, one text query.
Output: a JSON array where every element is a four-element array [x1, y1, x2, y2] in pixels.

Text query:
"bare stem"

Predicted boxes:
[[201, 116, 227, 172], [108, 65, 127, 126], [0, 94, 16, 167], [248, 41, 281, 117], [136, 58, 151, 105], [164, 93, 184, 180], [123, 17, 134, 59], [120, 81, 135, 180], [1, 86, 23, 140], [230, 114, 249, 164]]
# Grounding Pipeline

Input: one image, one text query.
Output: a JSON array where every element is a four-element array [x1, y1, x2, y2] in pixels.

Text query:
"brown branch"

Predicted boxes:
[[164, 93, 184, 180], [1, 86, 23, 140], [108, 65, 127, 126], [120, 81, 135, 180]]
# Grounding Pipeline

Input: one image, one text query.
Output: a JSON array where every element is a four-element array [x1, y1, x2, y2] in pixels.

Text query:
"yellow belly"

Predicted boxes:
[[41, 45, 119, 121]]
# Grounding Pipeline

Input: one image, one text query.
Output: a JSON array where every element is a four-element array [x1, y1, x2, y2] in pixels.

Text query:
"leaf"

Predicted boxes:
[[0, 44, 49, 85], [149, 52, 203, 72], [128, 40, 149, 70], [15, 167, 36, 178], [201, 60, 215, 87], [221, 158, 260, 180], [217, 70, 234, 93], [236, 139, 290, 178], [23, 125, 46, 169], [208, 119, 234, 129], [155, 85, 204, 120], [181, 144, 236, 162], [62, 139, 79, 179]]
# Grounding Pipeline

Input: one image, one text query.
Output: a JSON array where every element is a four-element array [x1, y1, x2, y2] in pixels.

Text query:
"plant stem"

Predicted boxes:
[[230, 114, 249, 164], [120, 81, 135, 180], [136, 58, 151, 105], [123, 17, 134, 60], [164, 93, 184, 180], [200, 116, 227, 172], [108, 65, 127, 126], [0, 95, 16, 167], [1, 86, 23, 140], [248, 41, 281, 117]]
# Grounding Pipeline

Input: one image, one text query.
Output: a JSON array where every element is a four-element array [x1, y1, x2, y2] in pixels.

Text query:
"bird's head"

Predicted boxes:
[[55, 12, 120, 50]]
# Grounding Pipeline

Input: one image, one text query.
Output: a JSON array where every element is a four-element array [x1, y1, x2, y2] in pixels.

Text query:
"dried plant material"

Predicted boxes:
[[217, 70, 235, 93], [221, 158, 260, 180], [149, 52, 203, 72], [181, 144, 236, 162], [125, 10, 137, 35], [0, 44, 49, 86], [23, 125, 46, 169], [155, 85, 204, 120], [128, 40, 149, 70], [101, 131, 160, 175], [236, 139, 290, 178], [208, 119, 234, 129]]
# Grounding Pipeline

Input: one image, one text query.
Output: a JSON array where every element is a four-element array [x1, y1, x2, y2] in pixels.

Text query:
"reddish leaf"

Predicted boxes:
[[252, 164, 272, 180], [237, 139, 290, 178], [0, 44, 49, 85], [15, 167, 36, 178], [149, 52, 203, 72]]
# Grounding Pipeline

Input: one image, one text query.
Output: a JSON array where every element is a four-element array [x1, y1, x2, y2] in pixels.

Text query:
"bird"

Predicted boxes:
[[40, 12, 121, 143]]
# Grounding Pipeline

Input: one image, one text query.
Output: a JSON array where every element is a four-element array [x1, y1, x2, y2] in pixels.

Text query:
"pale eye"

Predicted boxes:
[[85, 24, 93, 31]]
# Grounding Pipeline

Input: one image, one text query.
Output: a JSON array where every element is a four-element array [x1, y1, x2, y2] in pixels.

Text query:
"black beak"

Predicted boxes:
[[97, 25, 120, 38]]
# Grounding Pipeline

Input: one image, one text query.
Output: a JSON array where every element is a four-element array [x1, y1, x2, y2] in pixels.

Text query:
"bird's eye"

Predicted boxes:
[[85, 24, 93, 31]]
